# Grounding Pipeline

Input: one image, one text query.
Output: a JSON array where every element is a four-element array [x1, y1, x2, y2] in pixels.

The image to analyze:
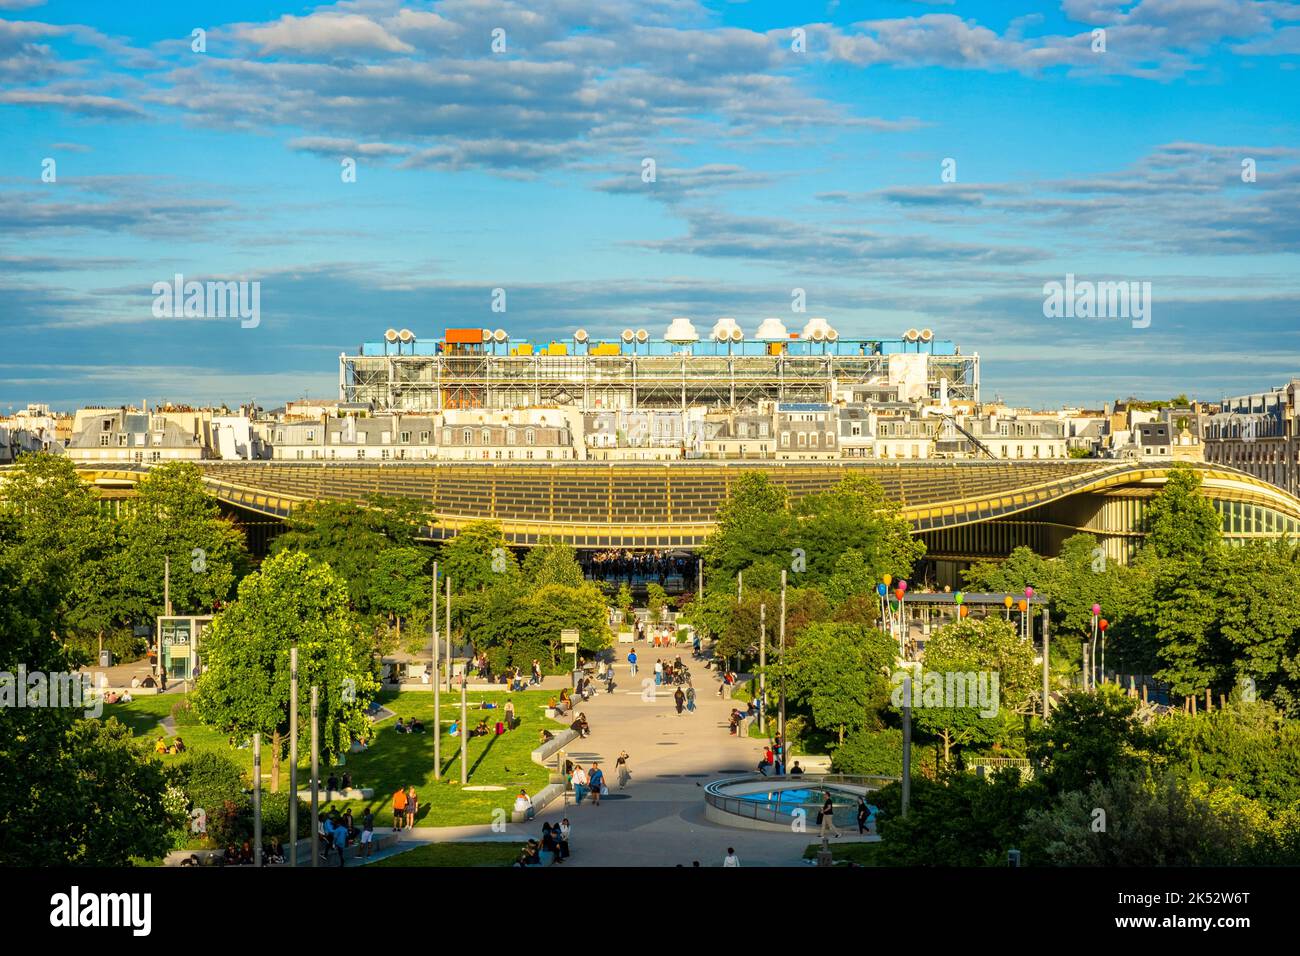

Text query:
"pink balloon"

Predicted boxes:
[[898, 580, 908, 593], [1025, 586, 1034, 598], [1092, 604, 1101, 616]]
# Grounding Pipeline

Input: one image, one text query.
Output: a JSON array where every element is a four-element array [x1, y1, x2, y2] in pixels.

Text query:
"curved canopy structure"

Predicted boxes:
[[65, 459, 1300, 559]]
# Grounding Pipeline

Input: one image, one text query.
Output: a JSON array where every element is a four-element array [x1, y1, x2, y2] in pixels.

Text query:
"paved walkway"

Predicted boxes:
[[370, 642, 863, 867]]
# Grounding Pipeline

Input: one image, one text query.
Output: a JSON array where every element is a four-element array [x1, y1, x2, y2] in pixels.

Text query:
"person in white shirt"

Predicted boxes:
[[513, 789, 535, 820], [723, 848, 740, 867], [572, 764, 590, 803]]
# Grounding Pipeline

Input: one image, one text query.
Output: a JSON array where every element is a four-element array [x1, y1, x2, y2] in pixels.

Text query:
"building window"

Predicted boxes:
[[400, 431, 411, 444], [826, 431, 835, 447], [357, 449, 366, 459], [100, 434, 110, 447], [526, 429, 535, 446], [463, 429, 472, 445], [797, 433, 806, 447], [420, 431, 430, 444]]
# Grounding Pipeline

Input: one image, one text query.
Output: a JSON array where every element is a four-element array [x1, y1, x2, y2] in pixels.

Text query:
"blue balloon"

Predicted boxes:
[[876, 583, 887, 596]]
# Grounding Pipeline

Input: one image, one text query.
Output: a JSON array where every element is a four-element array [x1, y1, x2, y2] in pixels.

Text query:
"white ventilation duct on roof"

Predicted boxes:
[[398, 328, 414, 343], [919, 328, 933, 342], [621, 328, 635, 343], [665, 317, 699, 343], [802, 317, 833, 342], [635, 328, 648, 343], [574, 329, 589, 343], [711, 317, 742, 342], [905, 328, 920, 342], [755, 317, 787, 341], [730, 326, 743, 342], [492, 328, 508, 343], [384, 328, 399, 343]]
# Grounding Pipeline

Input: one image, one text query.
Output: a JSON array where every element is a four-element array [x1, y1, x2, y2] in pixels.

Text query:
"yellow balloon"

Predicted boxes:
[[1004, 596, 1013, 608], [883, 574, 893, 587]]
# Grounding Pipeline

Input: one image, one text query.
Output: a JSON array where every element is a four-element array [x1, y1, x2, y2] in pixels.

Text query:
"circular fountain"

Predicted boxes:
[[703, 774, 896, 832]]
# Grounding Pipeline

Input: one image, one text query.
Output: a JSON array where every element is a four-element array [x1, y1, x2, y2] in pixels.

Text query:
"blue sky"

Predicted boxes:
[[1, 0, 1298, 411]]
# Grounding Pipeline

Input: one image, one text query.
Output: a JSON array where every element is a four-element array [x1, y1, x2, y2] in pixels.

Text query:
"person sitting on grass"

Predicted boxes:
[[154, 735, 169, 754], [517, 839, 541, 867], [408, 717, 425, 733], [514, 788, 535, 820], [170, 736, 186, 754], [448, 719, 460, 737], [470, 719, 490, 738], [394, 717, 407, 734]]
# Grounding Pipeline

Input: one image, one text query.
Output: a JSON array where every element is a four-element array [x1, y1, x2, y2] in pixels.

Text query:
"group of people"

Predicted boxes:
[[326, 772, 353, 793], [391, 785, 420, 830], [587, 549, 693, 586], [568, 760, 606, 805], [516, 818, 572, 866], [727, 699, 760, 735], [653, 657, 690, 686], [393, 717, 426, 734], [215, 840, 285, 866], [153, 735, 185, 754], [570, 712, 591, 738], [673, 684, 697, 714], [319, 807, 376, 866]]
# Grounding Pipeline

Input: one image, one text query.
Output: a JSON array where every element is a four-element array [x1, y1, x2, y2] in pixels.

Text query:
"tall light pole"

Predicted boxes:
[[778, 569, 787, 758], [432, 561, 440, 780], [310, 685, 319, 869], [459, 644, 468, 786], [289, 645, 298, 867], [445, 575, 452, 692], [253, 732, 263, 867], [758, 603, 766, 734], [1041, 606, 1050, 720], [901, 673, 912, 818]]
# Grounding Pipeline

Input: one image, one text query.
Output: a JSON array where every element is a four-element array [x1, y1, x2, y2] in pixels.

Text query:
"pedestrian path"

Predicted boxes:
[[521, 641, 830, 867]]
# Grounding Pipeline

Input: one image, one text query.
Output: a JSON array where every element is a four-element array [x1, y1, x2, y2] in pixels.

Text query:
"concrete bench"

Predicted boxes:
[[295, 787, 374, 801], [512, 782, 566, 823]]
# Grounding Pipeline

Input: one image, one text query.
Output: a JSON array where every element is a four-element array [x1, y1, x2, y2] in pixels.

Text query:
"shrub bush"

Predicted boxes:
[[832, 728, 937, 778]]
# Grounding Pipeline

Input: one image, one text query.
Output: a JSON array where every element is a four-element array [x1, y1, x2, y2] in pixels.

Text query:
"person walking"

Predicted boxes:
[[615, 750, 631, 789], [627, 649, 638, 676], [856, 797, 869, 835], [818, 791, 841, 839], [654, 659, 663, 686], [685, 684, 696, 713], [405, 785, 418, 830], [504, 698, 516, 730], [723, 847, 740, 867], [674, 686, 686, 715], [359, 808, 375, 859], [333, 816, 348, 866], [588, 762, 605, 807], [572, 764, 589, 804], [391, 786, 407, 831]]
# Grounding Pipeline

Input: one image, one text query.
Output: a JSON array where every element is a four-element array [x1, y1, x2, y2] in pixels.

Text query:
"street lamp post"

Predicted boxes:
[[779, 570, 787, 758], [432, 561, 440, 780]]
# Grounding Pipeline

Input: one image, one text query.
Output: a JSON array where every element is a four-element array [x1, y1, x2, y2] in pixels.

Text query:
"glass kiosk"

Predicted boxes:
[[157, 616, 213, 683]]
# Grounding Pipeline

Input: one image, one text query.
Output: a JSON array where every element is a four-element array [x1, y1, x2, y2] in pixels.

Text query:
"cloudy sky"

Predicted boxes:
[[1, 0, 1298, 411]]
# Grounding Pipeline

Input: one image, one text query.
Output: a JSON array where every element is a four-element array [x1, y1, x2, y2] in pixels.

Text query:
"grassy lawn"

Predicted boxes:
[[368, 842, 521, 867], [107, 688, 566, 827], [802, 841, 881, 866], [327, 689, 560, 828]]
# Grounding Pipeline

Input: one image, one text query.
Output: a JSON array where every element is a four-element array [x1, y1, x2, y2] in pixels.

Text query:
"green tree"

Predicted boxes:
[[192, 551, 379, 783], [784, 622, 894, 743], [616, 583, 634, 625], [439, 521, 517, 594], [367, 546, 430, 642], [792, 473, 925, 586], [0, 500, 172, 866], [272, 496, 432, 612], [908, 616, 1038, 763], [1028, 686, 1158, 794], [520, 539, 585, 588], [1143, 465, 1221, 561], [646, 583, 668, 623], [116, 462, 250, 621]]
